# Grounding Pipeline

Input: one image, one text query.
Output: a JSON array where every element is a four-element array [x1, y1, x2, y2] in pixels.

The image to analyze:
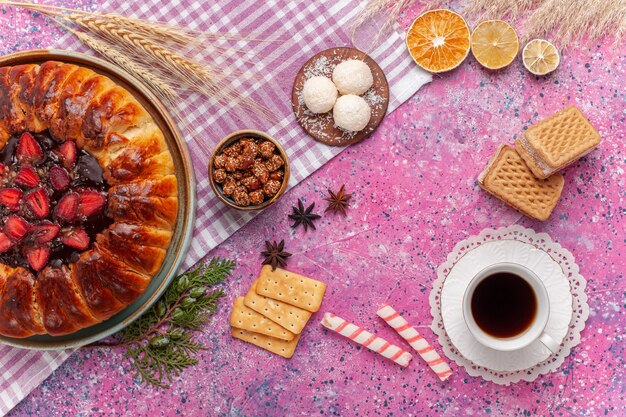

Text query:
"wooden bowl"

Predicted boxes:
[[208, 130, 290, 211]]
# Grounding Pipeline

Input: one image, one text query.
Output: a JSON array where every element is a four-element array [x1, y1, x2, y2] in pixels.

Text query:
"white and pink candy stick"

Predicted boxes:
[[321, 312, 413, 367], [377, 304, 452, 381]]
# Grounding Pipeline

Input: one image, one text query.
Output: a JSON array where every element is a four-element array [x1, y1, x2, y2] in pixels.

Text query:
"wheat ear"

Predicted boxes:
[[103, 13, 195, 47], [60, 14, 220, 89], [4, 0, 275, 119], [53, 19, 177, 101]]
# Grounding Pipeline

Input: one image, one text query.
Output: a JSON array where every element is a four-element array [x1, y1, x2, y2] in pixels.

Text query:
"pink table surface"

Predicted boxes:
[[3, 2, 626, 416]]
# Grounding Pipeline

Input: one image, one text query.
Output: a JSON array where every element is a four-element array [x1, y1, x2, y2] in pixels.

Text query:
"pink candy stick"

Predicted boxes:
[[321, 312, 413, 367], [377, 304, 452, 381]]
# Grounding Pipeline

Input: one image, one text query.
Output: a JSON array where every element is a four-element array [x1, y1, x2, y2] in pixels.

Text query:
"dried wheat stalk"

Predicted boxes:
[[2, 0, 275, 120], [56, 22, 177, 101], [63, 14, 214, 85], [353, 0, 626, 49], [2, 1, 250, 42], [10, 0, 271, 65], [33, 5, 258, 71], [63, 12, 272, 118], [524, 0, 626, 45], [105, 13, 195, 46]]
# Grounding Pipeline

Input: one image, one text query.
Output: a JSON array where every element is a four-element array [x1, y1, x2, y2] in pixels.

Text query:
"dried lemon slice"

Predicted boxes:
[[522, 39, 560, 75], [406, 9, 470, 73], [470, 20, 519, 70]]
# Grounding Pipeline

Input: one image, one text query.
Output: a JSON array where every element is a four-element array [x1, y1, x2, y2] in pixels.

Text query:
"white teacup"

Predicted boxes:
[[462, 262, 560, 353]]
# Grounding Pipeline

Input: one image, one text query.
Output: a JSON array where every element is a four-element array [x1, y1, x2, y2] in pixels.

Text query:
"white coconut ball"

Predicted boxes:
[[332, 59, 374, 95], [302, 76, 338, 114], [333, 94, 371, 132]]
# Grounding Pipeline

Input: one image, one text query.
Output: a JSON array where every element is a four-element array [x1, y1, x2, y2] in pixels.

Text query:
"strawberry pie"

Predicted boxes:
[[0, 62, 178, 338]]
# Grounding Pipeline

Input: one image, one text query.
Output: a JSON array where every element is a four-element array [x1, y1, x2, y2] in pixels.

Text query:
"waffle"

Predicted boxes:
[[478, 145, 564, 221], [516, 106, 601, 179]]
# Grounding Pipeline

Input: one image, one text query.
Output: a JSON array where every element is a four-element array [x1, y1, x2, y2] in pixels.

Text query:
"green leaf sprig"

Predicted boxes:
[[85, 257, 235, 388]]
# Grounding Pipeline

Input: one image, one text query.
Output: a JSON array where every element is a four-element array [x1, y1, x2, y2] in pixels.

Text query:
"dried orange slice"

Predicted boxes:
[[470, 20, 519, 70], [523, 39, 560, 75], [406, 9, 470, 73]]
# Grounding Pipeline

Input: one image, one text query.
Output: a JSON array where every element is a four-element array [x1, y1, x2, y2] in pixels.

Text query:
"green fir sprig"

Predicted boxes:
[[85, 257, 235, 388]]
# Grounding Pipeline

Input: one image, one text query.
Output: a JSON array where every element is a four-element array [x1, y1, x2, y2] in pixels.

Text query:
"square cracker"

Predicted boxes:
[[230, 296, 295, 341], [256, 265, 326, 312], [244, 280, 311, 334], [232, 328, 301, 359]]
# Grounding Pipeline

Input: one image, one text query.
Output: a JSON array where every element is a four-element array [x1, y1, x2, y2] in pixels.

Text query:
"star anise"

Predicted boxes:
[[261, 240, 292, 270], [324, 184, 352, 216], [288, 199, 321, 231]]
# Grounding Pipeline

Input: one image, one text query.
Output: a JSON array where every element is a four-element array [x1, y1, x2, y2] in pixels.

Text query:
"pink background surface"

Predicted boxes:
[[2, 2, 625, 416]]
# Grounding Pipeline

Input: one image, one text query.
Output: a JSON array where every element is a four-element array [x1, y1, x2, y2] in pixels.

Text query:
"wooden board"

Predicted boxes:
[[292, 47, 389, 146]]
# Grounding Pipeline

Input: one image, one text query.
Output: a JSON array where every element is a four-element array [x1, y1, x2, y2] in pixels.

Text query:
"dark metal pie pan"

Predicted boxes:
[[0, 49, 196, 350]]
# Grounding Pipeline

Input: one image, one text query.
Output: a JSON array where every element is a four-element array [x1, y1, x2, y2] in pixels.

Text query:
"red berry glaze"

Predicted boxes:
[[0, 188, 22, 210], [58, 141, 77, 170], [5, 215, 30, 240], [61, 228, 90, 250], [25, 188, 50, 218], [24, 245, 50, 271], [15, 166, 39, 188], [49, 166, 70, 191], [0, 232, 13, 253], [32, 221, 60, 244], [0, 132, 111, 272], [78, 189, 107, 217], [54, 192, 79, 222], [16, 132, 43, 163]]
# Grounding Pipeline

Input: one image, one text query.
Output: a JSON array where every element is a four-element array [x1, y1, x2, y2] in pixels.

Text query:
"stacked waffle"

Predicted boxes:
[[230, 265, 326, 358], [479, 106, 601, 221]]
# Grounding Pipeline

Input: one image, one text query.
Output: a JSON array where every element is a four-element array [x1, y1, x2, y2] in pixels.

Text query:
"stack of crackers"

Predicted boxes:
[[479, 106, 601, 221], [230, 265, 326, 358]]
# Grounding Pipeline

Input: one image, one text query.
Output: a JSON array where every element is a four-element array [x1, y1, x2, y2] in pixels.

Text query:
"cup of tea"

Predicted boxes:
[[462, 262, 560, 353]]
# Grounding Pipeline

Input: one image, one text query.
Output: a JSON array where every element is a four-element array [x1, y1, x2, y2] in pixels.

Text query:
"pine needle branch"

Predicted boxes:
[[84, 257, 235, 389]]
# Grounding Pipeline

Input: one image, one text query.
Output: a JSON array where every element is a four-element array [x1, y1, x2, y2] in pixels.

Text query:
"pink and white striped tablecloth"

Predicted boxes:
[[0, 0, 430, 414]]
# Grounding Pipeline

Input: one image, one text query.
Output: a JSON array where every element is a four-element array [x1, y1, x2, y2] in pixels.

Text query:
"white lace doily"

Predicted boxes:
[[429, 225, 589, 385], [441, 239, 573, 371]]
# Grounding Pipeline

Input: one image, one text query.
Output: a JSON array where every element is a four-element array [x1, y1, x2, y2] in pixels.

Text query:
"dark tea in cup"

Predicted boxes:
[[470, 272, 537, 338], [463, 263, 559, 352]]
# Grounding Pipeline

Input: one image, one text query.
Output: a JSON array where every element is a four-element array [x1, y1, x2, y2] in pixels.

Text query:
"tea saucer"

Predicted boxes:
[[440, 239, 573, 372]]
